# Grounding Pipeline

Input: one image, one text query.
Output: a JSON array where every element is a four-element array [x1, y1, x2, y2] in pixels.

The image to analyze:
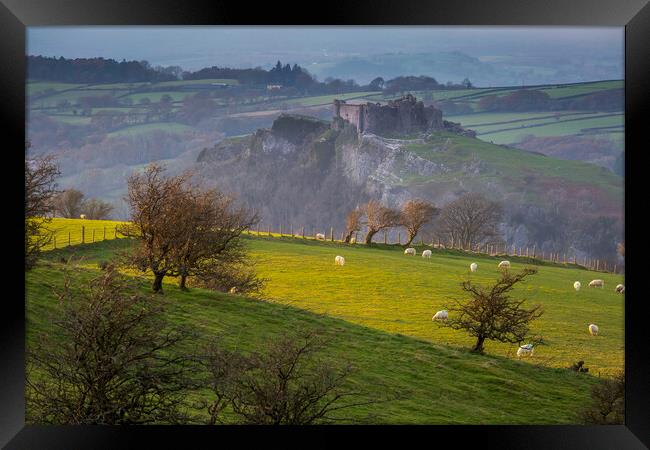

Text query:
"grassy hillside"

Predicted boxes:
[[27, 239, 607, 424]]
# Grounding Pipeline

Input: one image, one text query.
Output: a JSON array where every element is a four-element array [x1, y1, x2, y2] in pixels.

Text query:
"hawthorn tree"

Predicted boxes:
[[119, 164, 192, 293], [82, 198, 114, 220], [52, 189, 85, 218], [400, 199, 438, 247], [363, 200, 401, 245], [343, 207, 363, 243], [25, 146, 60, 270], [437, 267, 543, 353]]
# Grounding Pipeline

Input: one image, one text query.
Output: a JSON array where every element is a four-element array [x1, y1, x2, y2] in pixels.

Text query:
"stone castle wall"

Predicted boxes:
[[333, 95, 442, 136]]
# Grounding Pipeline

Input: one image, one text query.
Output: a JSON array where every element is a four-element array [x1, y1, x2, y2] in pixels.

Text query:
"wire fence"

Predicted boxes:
[[43, 222, 623, 274]]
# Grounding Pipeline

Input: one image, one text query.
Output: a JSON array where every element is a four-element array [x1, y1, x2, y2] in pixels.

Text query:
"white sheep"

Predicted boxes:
[[422, 249, 432, 259], [404, 247, 416, 256], [574, 281, 581, 291], [498, 260, 511, 270], [615, 284, 625, 294], [588, 279, 604, 288], [431, 310, 448, 321], [79, 214, 86, 219], [335, 255, 345, 266], [349, 237, 356, 244], [315, 233, 326, 240], [229, 286, 239, 294], [588, 324, 599, 336], [470, 262, 478, 272], [517, 344, 534, 357]]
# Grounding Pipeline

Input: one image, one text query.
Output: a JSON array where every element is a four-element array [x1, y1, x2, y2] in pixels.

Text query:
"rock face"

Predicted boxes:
[[334, 94, 443, 137]]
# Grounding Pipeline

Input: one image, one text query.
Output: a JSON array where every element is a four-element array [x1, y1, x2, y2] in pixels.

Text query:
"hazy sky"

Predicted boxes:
[[27, 27, 624, 85]]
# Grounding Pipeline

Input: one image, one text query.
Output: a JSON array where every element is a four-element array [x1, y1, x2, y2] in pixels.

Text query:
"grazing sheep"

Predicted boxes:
[[431, 310, 448, 321], [79, 214, 86, 219], [404, 247, 416, 256], [422, 249, 432, 259], [335, 255, 345, 266], [349, 237, 356, 244], [470, 262, 478, 272], [498, 260, 511, 270], [588, 324, 599, 336], [517, 344, 534, 357], [615, 284, 625, 294], [229, 287, 239, 294], [574, 281, 581, 291], [315, 233, 326, 240], [588, 279, 604, 288]]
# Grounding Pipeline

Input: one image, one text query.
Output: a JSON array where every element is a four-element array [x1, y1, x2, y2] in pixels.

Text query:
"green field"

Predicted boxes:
[[41, 218, 129, 249], [27, 235, 618, 424]]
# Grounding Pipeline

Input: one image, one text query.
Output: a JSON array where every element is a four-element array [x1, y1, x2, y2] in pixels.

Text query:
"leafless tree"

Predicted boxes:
[[53, 189, 85, 218], [171, 186, 259, 291], [363, 199, 401, 245], [26, 266, 196, 424], [580, 371, 624, 424], [201, 331, 387, 425], [437, 267, 543, 353], [400, 199, 438, 247], [119, 163, 193, 293], [82, 198, 114, 220], [25, 145, 60, 270], [343, 207, 363, 243], [436, 193, 502, 249]]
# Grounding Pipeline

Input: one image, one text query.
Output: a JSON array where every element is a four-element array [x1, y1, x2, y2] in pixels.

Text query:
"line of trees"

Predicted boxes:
[[344, 193, 502, 248], [52, 189, 114, 220]]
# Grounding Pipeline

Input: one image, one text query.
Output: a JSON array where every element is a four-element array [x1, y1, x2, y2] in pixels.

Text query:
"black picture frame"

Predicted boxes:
[[2, 0, 648, 448]]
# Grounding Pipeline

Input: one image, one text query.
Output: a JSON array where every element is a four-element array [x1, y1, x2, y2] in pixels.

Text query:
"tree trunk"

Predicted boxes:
[[471, 336, 486, 353], [405, 232, 416, 247], [365, 229, 378, 245], [152, 272, 165, 293], [343, 230, 354, 243], [179, 274, 188, 291]]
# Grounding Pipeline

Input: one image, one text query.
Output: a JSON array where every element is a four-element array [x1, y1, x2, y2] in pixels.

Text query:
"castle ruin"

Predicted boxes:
[[333, 94, 443, 136]]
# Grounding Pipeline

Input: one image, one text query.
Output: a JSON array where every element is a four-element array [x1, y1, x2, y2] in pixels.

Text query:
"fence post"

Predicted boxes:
[[398, 232, 401, 245], [92, 229, 95, 243], [257, 224, 260, 236], [290, 224, 293, 237], [302, 227, 305, 239], [268, 225, 271, 236], [53, 236, 56, 249], [384, 230, 388, 244], [330, 227, 334, 242], [420, 236, 424, 246], [81, 226, 85, 244], [280, 225, 283, 237], [115, 225, 117, 238], [340, 231, 345, 242]]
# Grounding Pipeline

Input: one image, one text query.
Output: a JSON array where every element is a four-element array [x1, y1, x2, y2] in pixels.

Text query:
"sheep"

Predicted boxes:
[[574, 281, 581, 291], [470, 262, 478, 272], [315, 233, 326, 240], [588, 279, 604, 288], [404, 247, 416, 256], [588, 324, 599, 336], [615, 284, 625, 294], [79, 214, 86, 219], [229, 287, 239, 294], [349, 237, 356, 244], [422, 249, 432, 259], [431, 310, 448, 321], [517, 344, 534, 357], [498, 260, 511, 270], [335, 255, 345, 266]]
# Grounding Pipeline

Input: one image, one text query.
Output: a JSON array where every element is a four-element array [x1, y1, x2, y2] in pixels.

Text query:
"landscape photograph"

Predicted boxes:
[[24, 26, 625, 425]]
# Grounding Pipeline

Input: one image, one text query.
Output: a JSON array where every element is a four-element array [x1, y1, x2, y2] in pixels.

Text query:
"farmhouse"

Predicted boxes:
[[332, 94, 443, 136]]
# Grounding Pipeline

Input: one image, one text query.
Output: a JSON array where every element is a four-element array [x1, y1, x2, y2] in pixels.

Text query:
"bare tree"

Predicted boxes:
[[82, 198, 114, 220], [580, 371, 624, 424], [25, 146, 60, 270], [437, 267, 543, 353], [343, 207, 363, 243], [436, 193, 502, 249], [171, 187, 258, 291], [26, 266, 196, 424], [201, 331, 385, 425], [363, 199, 401, 245], [119, 164, 192, 293], [400, 199, 438, 247], [53, 189, 85, 218]]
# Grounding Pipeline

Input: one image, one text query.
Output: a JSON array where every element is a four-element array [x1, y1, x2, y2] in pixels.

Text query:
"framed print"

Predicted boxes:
[[2, 0, 649, 447]]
